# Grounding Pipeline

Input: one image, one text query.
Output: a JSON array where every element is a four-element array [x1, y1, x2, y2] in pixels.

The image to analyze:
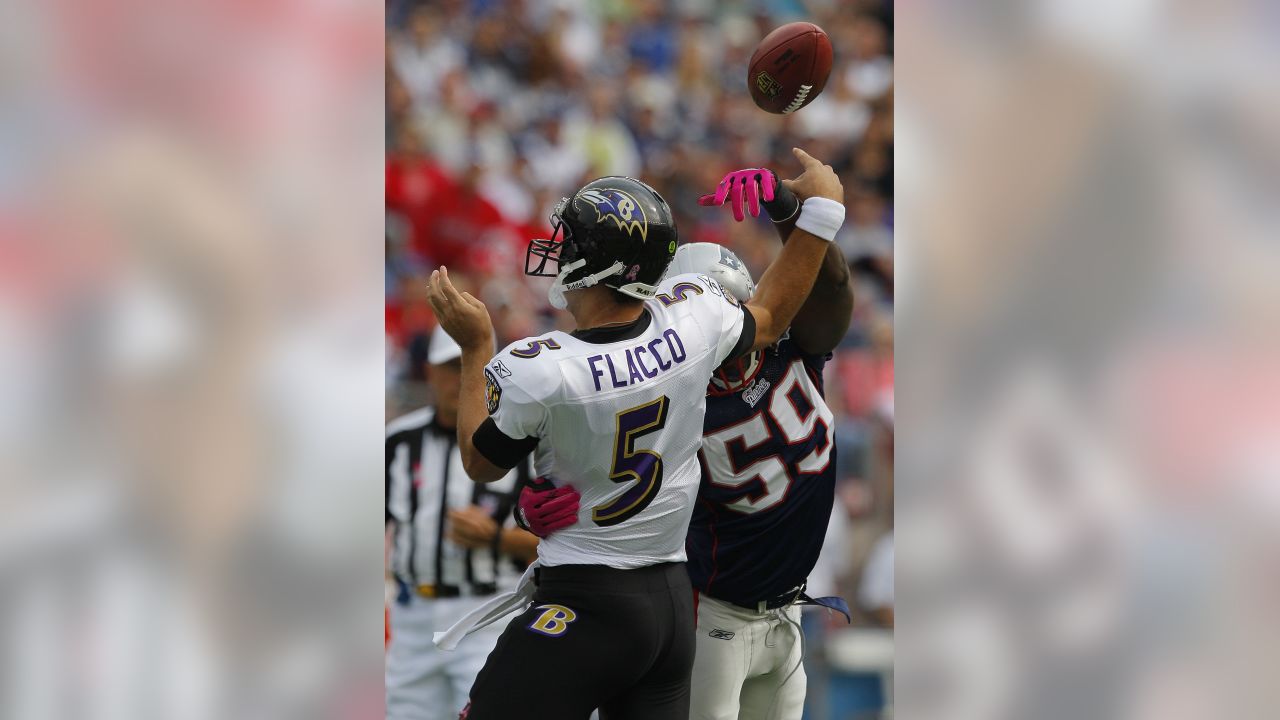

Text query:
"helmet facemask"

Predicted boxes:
[[709, 349, 764, 396], [525, 197, 574, 279], [528, 197, 625, 309]]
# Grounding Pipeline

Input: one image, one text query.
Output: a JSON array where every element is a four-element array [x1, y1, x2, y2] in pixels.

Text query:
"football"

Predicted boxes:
[[747, 22, 834, 115]]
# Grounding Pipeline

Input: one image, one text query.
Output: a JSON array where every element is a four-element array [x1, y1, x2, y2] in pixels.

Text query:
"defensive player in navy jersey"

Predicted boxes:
[[517, 167, 854, 720], [676, 167, 854, 720]]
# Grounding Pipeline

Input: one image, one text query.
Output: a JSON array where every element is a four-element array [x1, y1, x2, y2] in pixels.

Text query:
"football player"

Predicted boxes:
[[519, 168, 856, 720], [424, 148, 846, 720], [680, 168, 856, 720]]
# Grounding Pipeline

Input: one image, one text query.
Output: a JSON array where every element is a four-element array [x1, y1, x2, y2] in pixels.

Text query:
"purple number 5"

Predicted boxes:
[[592, 396, 671, 527]]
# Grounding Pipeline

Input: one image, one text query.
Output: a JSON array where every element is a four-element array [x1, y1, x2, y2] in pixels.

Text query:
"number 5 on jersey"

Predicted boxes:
[[592, 396, 671, 527]]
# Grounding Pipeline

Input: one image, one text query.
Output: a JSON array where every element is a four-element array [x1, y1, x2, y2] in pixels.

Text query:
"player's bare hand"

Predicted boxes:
[[425, 266, 495, 356], [780, 148, 843, 204], [447, 506, 499, 548]]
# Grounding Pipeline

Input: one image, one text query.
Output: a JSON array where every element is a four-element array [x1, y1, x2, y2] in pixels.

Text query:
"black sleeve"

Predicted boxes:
[[472, 417, 539, 470], [762, 170, 801, 227], [725, 305, 757, 362]]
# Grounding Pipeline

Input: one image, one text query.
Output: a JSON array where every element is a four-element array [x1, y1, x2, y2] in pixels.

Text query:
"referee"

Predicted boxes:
[[386, 325, 538, 720]]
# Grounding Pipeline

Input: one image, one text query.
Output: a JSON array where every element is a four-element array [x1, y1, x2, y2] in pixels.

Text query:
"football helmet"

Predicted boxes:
[[527, 177, 678, 309], [666, 243, 763, 395]]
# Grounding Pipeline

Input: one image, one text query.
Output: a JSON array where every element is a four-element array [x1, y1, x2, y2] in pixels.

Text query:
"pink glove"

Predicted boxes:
[[698, 168, 777, 222], [516, 478, 580, 538]]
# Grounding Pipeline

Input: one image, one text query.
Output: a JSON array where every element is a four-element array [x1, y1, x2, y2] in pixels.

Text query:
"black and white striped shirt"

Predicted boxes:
[[385, 407, 528, 594]]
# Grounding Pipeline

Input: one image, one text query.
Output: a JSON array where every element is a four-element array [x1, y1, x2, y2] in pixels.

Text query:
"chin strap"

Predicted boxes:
[[548, 260, 625, 309]]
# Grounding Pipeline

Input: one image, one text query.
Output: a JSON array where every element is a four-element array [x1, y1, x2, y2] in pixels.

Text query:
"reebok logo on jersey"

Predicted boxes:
[[490, 359, 512, 379], [708, 628, 735, 641]]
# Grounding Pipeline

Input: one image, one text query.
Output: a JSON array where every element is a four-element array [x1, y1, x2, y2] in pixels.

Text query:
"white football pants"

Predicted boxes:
[[386, 593, 506, 720], [689, 593, 806, 720]]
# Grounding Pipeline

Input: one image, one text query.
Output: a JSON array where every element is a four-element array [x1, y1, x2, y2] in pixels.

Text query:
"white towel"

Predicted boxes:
[[433, 561, 539, 651]]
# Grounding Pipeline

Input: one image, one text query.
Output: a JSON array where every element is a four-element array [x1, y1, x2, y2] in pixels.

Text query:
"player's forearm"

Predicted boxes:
[[499, 528, 539, 562], [770, 212, 799, 244], [789, 243, 854, 355], [458, 348, 506, 482], [747, 228, 831, 350]]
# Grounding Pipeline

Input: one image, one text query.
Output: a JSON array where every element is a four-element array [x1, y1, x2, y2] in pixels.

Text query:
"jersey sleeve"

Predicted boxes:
[[481, 351, 550, 440], [472, 351, 552, 469]]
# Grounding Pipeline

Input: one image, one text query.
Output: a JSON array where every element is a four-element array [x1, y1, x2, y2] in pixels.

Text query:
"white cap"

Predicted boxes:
[[427, 325, 463, 365]]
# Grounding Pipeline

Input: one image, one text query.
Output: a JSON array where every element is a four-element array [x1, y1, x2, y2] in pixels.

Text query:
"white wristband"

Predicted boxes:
[[794, 197, 845, 242]]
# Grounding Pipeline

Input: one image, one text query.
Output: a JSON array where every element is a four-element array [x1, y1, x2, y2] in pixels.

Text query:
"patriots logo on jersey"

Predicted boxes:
[[577, 188, 648, 242], [742, 377, 771, 407]]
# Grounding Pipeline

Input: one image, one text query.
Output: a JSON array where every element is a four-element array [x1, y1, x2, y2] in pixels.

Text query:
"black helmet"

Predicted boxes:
[[526, 176, 678, 307]]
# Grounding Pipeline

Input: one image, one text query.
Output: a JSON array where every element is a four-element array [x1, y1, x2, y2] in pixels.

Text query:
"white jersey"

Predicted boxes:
[[484, 273, 749, 568]]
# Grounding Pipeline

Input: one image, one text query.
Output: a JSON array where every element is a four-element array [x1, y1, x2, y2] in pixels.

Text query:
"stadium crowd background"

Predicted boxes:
[[386, 0, 893, 713]]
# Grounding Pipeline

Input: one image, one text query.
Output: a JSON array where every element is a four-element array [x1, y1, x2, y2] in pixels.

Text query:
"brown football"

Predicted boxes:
[[747, 22, 834, 115]]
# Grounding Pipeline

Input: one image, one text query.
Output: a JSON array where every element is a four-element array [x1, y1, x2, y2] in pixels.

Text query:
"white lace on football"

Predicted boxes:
[[782, 84, 813, 114]]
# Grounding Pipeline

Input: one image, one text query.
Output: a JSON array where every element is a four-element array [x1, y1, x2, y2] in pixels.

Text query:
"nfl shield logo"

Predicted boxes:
[[756, 71, 782, 98]]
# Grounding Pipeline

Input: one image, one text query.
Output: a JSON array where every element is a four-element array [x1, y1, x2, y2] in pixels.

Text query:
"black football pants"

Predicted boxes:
[[464, 562, 695, 720]]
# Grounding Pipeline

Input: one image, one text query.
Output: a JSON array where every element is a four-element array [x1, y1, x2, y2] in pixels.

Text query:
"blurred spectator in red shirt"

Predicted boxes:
[[425, 162, 506, 273], [386, 128, 453, 267]]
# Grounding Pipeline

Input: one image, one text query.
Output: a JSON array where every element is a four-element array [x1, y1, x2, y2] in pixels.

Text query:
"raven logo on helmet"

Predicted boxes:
[[577, 188, 648, 242]]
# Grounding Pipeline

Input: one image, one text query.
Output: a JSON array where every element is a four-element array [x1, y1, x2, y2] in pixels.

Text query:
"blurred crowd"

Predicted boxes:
[[385, 0, 894, 637]]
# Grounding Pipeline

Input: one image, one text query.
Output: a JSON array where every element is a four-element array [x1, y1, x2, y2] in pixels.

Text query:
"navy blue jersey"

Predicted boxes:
[[685, 337, 837, 607]]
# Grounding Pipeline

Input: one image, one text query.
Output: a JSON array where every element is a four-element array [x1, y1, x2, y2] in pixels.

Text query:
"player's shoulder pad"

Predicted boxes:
[[486, 336, 564, 410], [654, 272, 740, 310], [386, 406, 435, 438]]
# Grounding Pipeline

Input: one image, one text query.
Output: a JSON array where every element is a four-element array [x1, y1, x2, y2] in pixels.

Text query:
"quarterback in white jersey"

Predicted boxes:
[[486, 271, 746, 569], [425, 149, 845, 720]]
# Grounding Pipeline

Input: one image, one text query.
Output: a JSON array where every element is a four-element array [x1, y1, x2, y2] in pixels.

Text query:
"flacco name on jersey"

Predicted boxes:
[[586, 328, 688, 391]]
